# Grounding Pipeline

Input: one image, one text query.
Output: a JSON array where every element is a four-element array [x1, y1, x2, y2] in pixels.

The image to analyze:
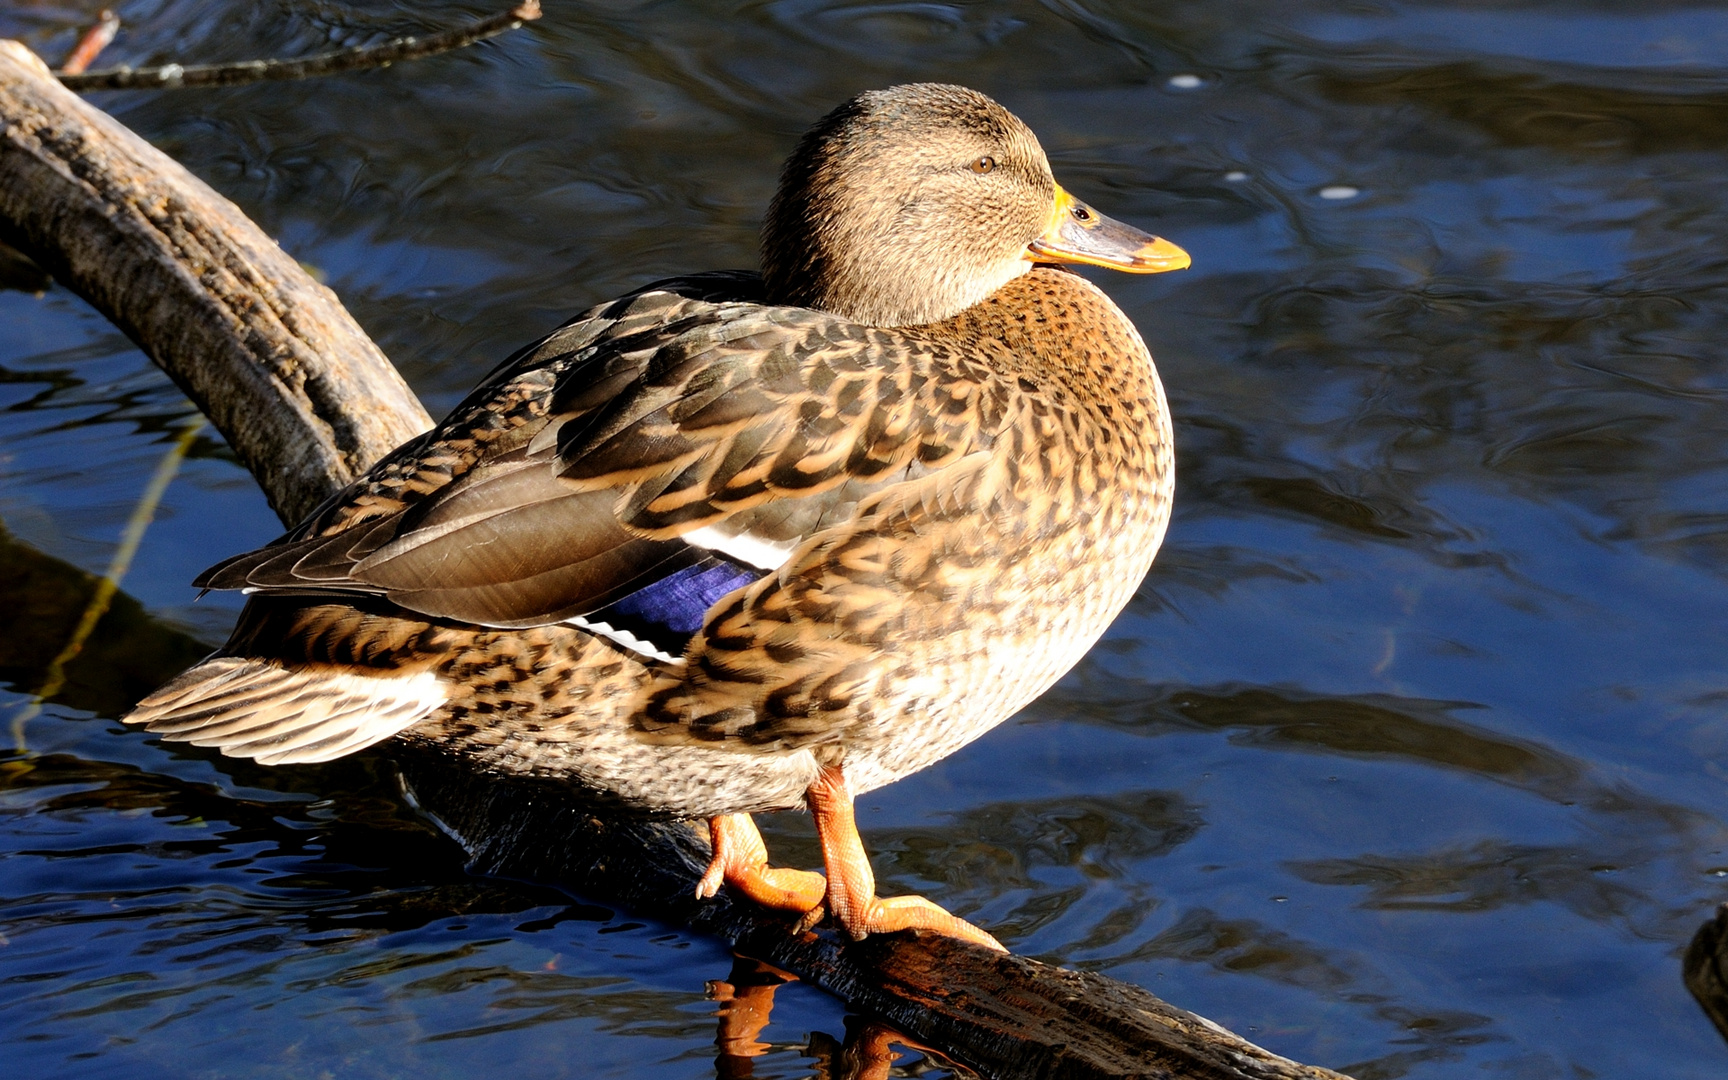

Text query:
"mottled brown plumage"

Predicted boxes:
[[126, 84, 1188, 950]]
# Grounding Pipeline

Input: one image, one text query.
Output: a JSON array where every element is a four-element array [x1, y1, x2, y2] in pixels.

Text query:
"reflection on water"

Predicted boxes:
[[0, 734, 964, 1079], [710, 958, 975, 1080], [4, 0, 1728, 1077]]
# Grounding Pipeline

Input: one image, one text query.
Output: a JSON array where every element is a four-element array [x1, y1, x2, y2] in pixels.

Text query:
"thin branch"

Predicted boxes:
[[10, 418, 202, 753], [56, 1, 540, 91], [59, 9, 120, 76]]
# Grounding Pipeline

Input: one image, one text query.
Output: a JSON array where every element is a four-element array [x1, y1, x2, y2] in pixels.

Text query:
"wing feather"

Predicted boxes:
[[124, 657, 446, 766], [192, 272, 1006, 635]]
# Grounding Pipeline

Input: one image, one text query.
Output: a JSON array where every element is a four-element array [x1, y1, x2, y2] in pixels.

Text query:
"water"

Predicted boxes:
[[2, 1, 1727, 1076]]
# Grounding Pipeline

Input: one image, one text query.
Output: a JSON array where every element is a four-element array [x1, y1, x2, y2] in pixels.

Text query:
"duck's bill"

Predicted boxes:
[[1027, 184, 1190, 274]]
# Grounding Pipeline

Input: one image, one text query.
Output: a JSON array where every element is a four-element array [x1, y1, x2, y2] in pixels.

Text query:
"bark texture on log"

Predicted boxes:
[[0, 41, 431, 525], [1686, 903, 1728, 1046], [0, 37, 1355, 1079]]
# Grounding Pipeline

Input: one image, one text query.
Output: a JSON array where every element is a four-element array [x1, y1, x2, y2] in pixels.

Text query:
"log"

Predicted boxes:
[[1685, 903, 1728, 1046], [0, 41, 431, 525], [400, 757, 1349, 1080], [0, 38, 1353, 1080]]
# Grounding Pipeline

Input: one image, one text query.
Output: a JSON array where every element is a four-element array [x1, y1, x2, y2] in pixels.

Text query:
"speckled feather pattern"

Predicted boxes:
[[131, 265, 1172, 818]]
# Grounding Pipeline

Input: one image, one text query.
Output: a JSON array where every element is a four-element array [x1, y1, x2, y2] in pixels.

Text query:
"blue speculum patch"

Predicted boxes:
[[593, 557, 765, 652]]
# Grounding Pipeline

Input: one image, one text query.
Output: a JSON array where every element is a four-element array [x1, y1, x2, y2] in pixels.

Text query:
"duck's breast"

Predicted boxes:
[[644, 269, 1175, 795]]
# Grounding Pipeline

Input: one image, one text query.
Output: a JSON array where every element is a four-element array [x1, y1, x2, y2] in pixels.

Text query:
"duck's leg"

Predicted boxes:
[[803, 764, 1006, 952], [697, 812, 828, 913]]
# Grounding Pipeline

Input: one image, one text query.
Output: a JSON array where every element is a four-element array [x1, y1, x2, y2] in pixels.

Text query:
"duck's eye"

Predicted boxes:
[[970, 155, 996, 174], [1071, 204, 1094, 223]]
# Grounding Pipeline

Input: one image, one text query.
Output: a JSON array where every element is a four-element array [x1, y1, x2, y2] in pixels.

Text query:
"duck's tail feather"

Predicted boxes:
[[123, 657, 447, 766]]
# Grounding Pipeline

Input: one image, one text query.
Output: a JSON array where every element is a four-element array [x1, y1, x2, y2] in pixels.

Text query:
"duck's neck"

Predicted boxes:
[[761, 237, 1032, 328]]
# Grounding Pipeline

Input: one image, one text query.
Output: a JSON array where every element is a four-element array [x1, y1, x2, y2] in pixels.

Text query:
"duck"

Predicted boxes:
[[124, 83, 1189, 952]]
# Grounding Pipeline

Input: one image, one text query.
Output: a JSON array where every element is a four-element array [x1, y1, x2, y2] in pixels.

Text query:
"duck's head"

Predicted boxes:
[[761, 83, 1189, 328]]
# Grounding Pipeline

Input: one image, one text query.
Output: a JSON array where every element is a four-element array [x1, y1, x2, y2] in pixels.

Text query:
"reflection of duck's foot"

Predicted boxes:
[[708, 957, 795, 1076], [798, 766, 1007, 953], [843, 1024, 902, 1080], [808, 1019, 957, 1080], [698, 813, 828, 914]]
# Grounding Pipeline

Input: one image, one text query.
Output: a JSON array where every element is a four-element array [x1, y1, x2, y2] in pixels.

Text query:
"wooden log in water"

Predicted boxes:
[[0, 40, 431, 525], [0, 37, 1353, 1080]]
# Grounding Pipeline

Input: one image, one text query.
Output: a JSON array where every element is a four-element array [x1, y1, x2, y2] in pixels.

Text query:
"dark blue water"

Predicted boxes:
[[4, 1, 1728, 1076]]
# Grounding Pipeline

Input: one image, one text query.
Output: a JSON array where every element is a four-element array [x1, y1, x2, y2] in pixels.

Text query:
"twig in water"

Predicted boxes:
[[59, 9, 120, 76], [56, 1, 540, 91], [9, 418, 204, 753]]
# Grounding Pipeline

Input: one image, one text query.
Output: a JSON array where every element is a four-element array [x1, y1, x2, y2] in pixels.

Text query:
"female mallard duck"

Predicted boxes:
[[125, 83, 1188, 952]]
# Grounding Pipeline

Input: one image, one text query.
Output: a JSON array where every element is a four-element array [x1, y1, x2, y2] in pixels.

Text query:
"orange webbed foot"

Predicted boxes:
[[804, 766, 1006, 953], [698, 813, 828, 914]]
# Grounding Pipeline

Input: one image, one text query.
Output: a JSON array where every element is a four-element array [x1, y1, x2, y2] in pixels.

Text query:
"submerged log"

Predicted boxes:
[[1685, 903, 1728, 1046], [0, 38, 1353, 1080], [0, 518, 210, 717]]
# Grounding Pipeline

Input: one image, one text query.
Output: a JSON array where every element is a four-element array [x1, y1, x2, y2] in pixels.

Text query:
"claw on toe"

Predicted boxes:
[[860, 894, 1006, 952], [696, 845, 726, 900]]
